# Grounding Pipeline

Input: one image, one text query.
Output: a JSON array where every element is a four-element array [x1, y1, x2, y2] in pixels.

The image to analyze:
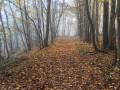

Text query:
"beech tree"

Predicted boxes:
[[103, 0, 109, 49], [109, 0, 116, 50], [44, 0, 52, 47], [117, 0, 120, 68], [84, 0, 99, 51]]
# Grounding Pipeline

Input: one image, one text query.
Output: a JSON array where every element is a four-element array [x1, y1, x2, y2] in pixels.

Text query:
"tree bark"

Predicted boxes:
[[84, 0, 98, 51], [44, 0, 52, 47], [109, 0, 116, 50], [103, 1, 109, 49], [117, 0, 120, 68]]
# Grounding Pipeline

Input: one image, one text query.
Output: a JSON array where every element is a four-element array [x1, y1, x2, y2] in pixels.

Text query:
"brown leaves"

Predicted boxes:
[[0, 37, 120, 89]]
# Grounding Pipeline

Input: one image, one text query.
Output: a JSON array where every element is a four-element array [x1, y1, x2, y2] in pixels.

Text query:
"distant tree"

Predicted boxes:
[[4, 8, 13, 54], [0, 40, 4, 61], [0, 1, 10, 58]]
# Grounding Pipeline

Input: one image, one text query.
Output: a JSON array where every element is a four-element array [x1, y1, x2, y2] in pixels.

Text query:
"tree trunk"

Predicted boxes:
[[0, 8, 10, 58], [117, 0, 120, 68], [84, 0, 98, 51], [103, 1, 109, 49], [44, 0, 52, 47], [109, 0, 116, 50]]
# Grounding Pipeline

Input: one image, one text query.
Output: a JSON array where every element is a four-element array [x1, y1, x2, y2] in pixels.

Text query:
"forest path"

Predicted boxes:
[[0, 37, 116, 90]]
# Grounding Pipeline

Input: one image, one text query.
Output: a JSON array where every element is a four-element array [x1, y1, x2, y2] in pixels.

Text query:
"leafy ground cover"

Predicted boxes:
[[0, 37, 120, 90]]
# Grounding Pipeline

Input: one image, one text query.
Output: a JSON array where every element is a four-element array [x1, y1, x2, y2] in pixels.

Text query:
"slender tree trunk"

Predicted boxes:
[[95, 0, 99, 45], [84, 0, 98, 51], [44, 0, 52, 47], [4, 8, 13, 54], [24, 0, 31, 51], [0, 9, 10, 58]]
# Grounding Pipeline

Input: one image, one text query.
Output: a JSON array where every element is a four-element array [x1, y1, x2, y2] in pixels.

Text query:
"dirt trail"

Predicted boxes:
[[0, 37, 118, 90]]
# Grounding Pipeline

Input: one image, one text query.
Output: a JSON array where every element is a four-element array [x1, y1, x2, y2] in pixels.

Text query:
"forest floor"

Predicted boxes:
[[0, 37, 120, 90]]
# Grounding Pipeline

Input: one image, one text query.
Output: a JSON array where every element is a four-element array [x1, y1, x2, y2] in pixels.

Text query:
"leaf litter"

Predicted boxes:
[[0, 37, 120, 90]]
